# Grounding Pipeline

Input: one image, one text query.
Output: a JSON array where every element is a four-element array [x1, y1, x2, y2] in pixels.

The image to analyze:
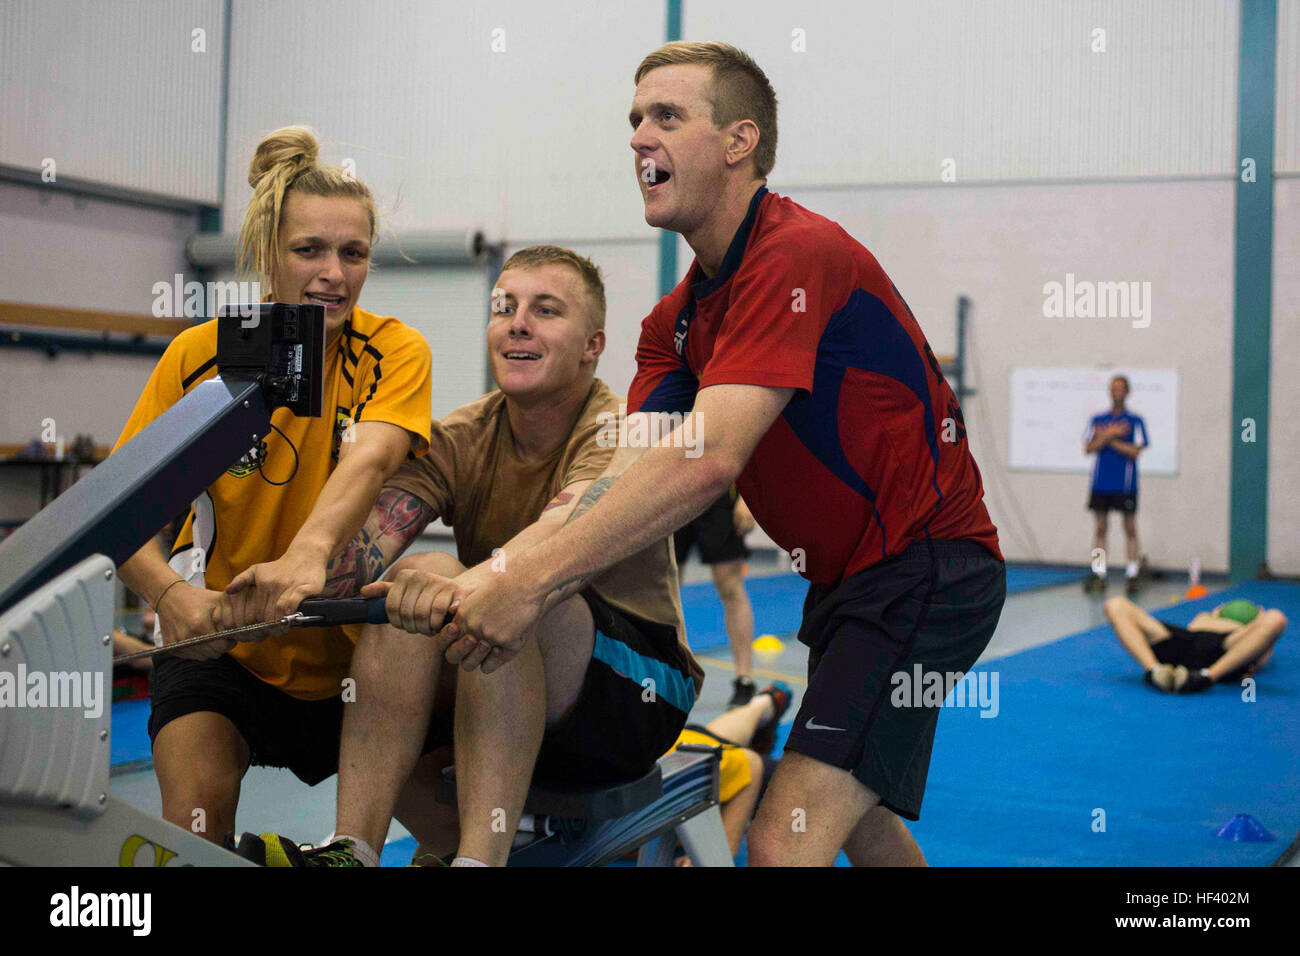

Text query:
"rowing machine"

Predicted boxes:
[[0, 303, 323, 866]]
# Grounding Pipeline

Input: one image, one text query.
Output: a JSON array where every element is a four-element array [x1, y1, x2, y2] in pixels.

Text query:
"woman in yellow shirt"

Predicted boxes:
[[114, 126, 432, 845]]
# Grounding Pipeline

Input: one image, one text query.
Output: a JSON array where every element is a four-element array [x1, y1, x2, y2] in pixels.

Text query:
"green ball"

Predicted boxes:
[[1217, 600, 1259, 625]]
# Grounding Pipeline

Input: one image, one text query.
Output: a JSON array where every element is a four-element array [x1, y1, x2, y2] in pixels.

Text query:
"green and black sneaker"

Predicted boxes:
[[232, 832, 364, 867], [408, 849, 451, 867]]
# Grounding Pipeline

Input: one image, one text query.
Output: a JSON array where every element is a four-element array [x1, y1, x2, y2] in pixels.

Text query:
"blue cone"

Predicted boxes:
[[1214, 813, 1276, 842]]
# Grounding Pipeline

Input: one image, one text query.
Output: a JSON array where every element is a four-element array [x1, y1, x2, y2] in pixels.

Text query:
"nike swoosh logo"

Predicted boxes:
[[805, 718, 846, 732]]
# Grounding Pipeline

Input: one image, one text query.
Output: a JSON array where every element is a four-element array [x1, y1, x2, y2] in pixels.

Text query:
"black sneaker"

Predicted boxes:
[[1174, 667, 1215, 694], [1083, 574, 1106, 595], [728, 676, 757, 707], [1125, 576, 1141, 596]]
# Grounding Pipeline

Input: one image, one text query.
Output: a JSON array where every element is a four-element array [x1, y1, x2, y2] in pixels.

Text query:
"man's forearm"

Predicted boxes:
[[527, 478, 617, 613], [322, 488, 434, 597], [521, 444, 732, 603], [1108, 440, 1142, 459], [291, 453, 396, 565], [485, 508, 575, 575]]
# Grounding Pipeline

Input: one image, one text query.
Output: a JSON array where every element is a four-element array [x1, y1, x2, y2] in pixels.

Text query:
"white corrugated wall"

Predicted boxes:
[[686, 0, 1240, 184], [222, 0, 665, 242], [1270, 2, 1300, 574], [1277, 0, 1300, 174], [0, 0, 225, 203]]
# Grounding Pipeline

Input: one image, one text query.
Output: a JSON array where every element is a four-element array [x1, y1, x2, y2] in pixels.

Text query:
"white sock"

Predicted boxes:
[[451, 856, 488, 867], [331, 833, 380, 868], [1126, 561, 1138, 579]]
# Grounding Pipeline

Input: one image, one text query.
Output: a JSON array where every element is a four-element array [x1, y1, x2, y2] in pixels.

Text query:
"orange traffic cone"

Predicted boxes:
[[1183, 556, 1207, 599]]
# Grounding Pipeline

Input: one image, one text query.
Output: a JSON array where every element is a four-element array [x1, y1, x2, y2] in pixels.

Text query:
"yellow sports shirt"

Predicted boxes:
[[113, 306, 432, 699]]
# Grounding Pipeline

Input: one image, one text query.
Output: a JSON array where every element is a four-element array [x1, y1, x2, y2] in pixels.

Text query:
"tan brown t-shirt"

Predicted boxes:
[[386, 379, 704, 694]]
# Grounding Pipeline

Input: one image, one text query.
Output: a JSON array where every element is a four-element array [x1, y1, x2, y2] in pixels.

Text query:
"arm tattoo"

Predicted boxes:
[[564, 477, 615, 525], [322, 489, 434, 596], [541, 491, 574, 514], [536, 477, 619, 613]]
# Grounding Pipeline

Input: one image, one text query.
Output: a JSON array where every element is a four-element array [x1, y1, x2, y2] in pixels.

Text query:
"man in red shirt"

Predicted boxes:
[[384, 42, 1006, 866]]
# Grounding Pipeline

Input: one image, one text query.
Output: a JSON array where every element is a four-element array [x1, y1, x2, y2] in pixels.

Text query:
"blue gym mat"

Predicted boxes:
[[738, 582, 1299, 867], [901, 582, 1299, 866], [382, 836, 420, 866], [109, 697, 153, 772], [683, 562, 1087, 652]]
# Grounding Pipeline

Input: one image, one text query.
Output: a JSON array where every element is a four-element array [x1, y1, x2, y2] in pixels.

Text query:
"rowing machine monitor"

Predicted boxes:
[[215, 302, 325, 418]]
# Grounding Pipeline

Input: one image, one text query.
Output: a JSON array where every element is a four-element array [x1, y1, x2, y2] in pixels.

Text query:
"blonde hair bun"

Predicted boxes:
[[237, 125, 376, 292], [247, 125, 319, 189]]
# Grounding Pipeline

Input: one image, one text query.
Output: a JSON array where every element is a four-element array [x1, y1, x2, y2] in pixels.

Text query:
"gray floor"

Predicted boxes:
[[109, 558, 1223, 856]]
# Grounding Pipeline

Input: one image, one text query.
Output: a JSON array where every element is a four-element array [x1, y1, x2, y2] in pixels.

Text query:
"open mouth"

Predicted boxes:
[[305, 292, 345, 310], [647, 168, 672, 191], [503, 350, 542, 362]]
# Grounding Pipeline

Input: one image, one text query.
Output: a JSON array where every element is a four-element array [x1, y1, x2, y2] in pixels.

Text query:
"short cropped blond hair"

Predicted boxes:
[[635, 41, 778, 179], [501, 245, 606, 332]]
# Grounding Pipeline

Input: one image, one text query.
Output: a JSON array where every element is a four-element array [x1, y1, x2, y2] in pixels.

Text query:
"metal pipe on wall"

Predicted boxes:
[[185, 230, 487, 269]]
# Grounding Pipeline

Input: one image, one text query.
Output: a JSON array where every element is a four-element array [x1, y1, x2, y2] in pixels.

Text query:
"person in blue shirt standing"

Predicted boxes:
[[1083, 374, 1148, 595]]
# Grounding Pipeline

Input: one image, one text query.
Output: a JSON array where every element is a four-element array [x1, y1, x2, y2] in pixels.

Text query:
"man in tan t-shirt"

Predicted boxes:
[[294, 245, 704, 868]]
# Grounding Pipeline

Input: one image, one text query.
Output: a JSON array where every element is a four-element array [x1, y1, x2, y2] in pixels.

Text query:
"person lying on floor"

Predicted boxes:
[[663, 681, 792, 865], [1104, 596, 1286, 693]]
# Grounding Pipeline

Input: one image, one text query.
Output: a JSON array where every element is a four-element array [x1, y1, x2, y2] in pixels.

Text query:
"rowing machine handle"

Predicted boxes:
[[296, 597, 389, 626], [296, 597, 456, 631]]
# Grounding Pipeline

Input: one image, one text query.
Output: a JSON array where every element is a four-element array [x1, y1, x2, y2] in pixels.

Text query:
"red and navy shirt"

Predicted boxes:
[[628, 187, 1002, 586]]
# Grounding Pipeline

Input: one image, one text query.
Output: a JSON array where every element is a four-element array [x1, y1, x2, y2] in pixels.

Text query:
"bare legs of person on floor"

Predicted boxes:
[[1104, 596, 1286, 692]]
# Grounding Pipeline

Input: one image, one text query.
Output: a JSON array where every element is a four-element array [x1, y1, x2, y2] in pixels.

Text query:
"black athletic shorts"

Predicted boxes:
[[1088, 491, 1137, 513], [148, 652, 380, 786], [783, 539, 1006, 821], [149, 592, 696, 791], [674, 491, 748, 566], [527, 592, 694, 787], [422, 592, 695, 789], [1153, 625, 1249, 683]]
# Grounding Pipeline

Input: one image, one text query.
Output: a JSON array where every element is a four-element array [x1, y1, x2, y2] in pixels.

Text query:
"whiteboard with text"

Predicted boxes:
[[1008, 367, 1178, 475]]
